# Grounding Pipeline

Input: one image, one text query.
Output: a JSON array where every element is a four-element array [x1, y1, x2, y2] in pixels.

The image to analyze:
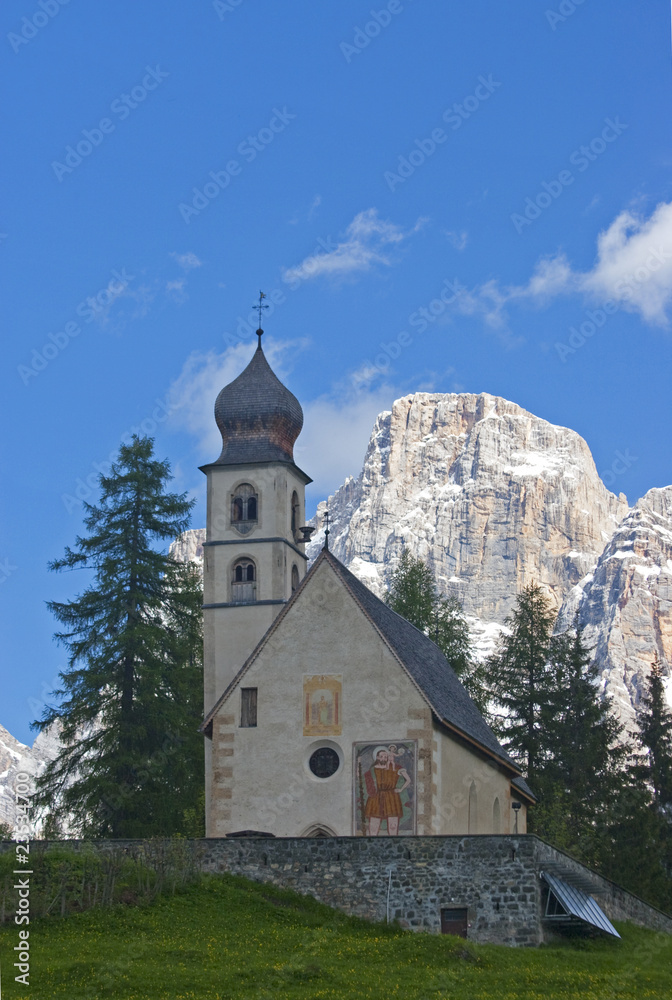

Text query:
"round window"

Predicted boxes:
[[308, 746, 340, 779]]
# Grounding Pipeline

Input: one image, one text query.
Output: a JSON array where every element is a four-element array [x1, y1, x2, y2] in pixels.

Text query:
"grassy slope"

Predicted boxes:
[[0, 874, 670, 1000]]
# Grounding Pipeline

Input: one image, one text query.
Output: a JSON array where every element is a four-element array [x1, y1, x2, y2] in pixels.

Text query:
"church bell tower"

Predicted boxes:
[[200, 325, 312, 790]]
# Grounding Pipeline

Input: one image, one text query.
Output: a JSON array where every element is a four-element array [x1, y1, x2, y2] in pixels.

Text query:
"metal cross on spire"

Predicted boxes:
[[323, 509, 330, 550], [254, 290, 269, 343]]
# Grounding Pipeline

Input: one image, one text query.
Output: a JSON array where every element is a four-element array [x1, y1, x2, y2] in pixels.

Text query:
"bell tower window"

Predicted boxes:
[[231, 483, 258, 535], [232, 558, 256, 603], [291, 491, 300, 536], [291, 564, 300, 593]]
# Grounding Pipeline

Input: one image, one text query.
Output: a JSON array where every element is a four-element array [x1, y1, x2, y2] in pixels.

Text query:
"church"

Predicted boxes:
[[200, 329, 534, 839]]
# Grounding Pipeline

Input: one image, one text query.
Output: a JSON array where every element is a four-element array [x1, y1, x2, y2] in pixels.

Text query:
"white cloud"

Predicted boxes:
[[445, 230, 468, 251], [282, 208, 424, 285], [171, 251, 202, 271], [450, 201, 672, 329], [298, 386, 395, 508], [307, 194, 322, 220], [577, 203, 672, 324]]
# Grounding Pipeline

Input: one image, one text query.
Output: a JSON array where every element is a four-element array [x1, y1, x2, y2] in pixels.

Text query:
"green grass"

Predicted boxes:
[[0, 874, 670, 999]]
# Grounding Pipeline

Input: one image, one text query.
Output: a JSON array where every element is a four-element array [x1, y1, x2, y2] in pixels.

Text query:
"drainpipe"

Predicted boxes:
[[386, 866, 394, 923]]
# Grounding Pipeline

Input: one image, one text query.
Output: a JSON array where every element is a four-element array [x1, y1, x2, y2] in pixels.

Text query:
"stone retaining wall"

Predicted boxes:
[[3, 835, 670, 946]]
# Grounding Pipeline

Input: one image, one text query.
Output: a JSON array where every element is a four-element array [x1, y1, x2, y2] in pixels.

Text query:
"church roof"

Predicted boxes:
[[202, 547, 535, 801], [210, 338, 304, 467], [322, 552, 534, 800]]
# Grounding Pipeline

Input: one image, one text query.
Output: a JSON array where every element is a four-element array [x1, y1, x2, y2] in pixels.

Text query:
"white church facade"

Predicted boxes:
[[201, 332, 533, 838]]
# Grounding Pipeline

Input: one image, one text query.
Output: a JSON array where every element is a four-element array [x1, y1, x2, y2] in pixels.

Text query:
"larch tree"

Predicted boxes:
[[384, 550, 482, 705], [34, 436, 204, 838]]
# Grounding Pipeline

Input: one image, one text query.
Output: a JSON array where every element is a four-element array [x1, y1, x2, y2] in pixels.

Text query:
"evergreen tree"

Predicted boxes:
[[535, 616, 627, 862], [385, 550, 436, 633], [34, 437, 204, 838], [384, 551, 481, 703], [486, 584, 557, 789], [602, 660, 672, 910], [636, 660, 672, 815]]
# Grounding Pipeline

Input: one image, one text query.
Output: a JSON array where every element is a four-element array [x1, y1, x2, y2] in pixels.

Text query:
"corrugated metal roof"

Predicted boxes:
[[541, 871, 621, 938]]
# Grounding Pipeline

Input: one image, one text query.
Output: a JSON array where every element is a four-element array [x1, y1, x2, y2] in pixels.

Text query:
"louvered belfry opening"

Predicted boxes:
[[232, 558, 256, 603]]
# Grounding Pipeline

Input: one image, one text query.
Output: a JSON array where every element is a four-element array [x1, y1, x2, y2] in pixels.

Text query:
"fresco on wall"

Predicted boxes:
[[353, 741, 416, 836], [303, 675, 342, 736]]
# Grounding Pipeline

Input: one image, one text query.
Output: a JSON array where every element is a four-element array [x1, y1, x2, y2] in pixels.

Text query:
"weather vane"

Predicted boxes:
[[323, 509, 330, 551], [254, 290, 269, 341]]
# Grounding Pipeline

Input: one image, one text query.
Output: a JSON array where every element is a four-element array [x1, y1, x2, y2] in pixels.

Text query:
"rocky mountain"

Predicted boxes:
[[306, 392, 670, 727], [0, 723, 61, 836], [3, 390, 662, 813], [560, 486, 672, 722]]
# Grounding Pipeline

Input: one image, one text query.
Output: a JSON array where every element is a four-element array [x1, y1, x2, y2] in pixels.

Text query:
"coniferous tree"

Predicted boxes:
[[384, 551, 481, 704], [595, 662, 672, 912], [34, 437, 204, 838], [385, 550, 436, 633], [636, 661, 672, 816], [602, 661, 672, 910], [486, 584, 557, 791], [535, 616, 627, 862]]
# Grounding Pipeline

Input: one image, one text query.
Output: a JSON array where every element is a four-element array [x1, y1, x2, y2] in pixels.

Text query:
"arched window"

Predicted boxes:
[[232, 558, 256, 602], [468, 781, 478, 834], [291, 564, 300, 593], [291, 491, 300, 535], [492, 797, 501, 834], [231, 484, 258, 532]]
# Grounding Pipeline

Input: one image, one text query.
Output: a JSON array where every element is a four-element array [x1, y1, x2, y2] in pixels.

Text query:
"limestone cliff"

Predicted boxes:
[[307, 393, 628, 617], [560, 486, 672, 722], [306, 392, 669, 726]]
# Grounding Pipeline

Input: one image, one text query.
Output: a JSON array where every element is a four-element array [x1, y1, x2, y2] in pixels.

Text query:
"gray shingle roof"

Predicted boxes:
[[324, 551, 534, 800], [212, 341, 304, 466]]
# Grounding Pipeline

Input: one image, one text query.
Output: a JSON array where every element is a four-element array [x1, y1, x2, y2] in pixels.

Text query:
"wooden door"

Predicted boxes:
[[440, 907, 468, 937]]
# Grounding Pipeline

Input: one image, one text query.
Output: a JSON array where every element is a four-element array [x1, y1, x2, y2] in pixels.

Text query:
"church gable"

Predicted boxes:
[[207, 554, 437, 837]]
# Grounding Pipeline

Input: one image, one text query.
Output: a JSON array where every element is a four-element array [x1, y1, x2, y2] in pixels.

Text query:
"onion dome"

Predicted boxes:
[[213, 334, 303, 465]]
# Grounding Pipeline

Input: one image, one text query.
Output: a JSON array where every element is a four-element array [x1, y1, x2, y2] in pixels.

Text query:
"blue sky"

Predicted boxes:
[[2, 0, 671, 743]]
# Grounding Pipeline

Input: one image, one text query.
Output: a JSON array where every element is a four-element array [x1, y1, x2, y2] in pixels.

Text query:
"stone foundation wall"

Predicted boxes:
[[3, 835, 670, 946]]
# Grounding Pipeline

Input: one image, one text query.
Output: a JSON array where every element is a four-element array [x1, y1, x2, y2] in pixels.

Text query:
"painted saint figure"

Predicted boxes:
[[364, 747, 411, 836]]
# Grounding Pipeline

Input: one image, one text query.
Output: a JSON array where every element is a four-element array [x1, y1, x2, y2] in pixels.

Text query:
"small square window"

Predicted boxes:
[[240, 688, 258, 727]]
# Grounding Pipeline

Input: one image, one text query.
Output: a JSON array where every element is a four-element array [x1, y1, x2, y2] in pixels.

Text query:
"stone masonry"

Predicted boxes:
[[7, 835, 670, 947]]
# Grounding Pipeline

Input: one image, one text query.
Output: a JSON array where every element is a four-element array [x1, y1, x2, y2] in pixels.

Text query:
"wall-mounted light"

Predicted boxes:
[[511, 800, 522, 835]]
